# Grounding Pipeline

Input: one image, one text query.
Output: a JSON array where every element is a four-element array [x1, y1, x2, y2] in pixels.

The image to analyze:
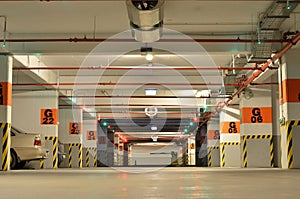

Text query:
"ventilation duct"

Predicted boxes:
[[126, 0, 165, 43]]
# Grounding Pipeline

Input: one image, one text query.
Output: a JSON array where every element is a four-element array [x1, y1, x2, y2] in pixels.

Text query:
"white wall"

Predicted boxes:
[[12, 91, 58, 137], [131, 144, 181, 166], [82, 119, 97, 148], [58, 109, 83, 144]]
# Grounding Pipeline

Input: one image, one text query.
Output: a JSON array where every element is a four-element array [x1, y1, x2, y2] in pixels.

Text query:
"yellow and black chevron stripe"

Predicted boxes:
[[221, 143, 225, 167], [94, 148, 97, 167], [223, 142, 240, 146], [270, 136, 274, 167], [79, 144, 82, 168], [68, 143, 83, 168], [40, 159, 44, 169], [244, 135, 272, 139], [208, 150, 212, 167], [207, 146, 220, 150], [207, 146, 219, 167], [44, 136, 58, 169], [286, 121, 300, 168], [0, 123, 11, 171], [242, 135, 274, 168], [85, 148, 90, 167], [242, 136, 247, 167], [220, 142, 239, 167]]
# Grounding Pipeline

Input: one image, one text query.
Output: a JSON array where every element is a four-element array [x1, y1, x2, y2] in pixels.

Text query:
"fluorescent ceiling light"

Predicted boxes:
[[195, 90, 211, 98], [145, 88, 157, 96], [151, 126, 158, 131], [145, 53, 154, 61]]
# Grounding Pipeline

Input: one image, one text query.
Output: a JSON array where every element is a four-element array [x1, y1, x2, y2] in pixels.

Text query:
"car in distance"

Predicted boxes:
[[10, 127, 49, 169]]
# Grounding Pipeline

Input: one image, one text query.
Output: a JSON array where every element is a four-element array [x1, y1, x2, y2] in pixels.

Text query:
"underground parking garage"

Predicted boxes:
[[1, 0, 300, 198]]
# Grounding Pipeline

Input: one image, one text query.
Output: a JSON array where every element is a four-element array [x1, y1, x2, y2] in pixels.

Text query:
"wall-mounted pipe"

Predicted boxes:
[[0, 15, 7, 47], [225, 31, 300, 106], [0, 38, 289, 43], [59, 95, 230, 99], [12, 66, 280, 71], [198, 32, 300, 126], [12, 82, 277, 87]]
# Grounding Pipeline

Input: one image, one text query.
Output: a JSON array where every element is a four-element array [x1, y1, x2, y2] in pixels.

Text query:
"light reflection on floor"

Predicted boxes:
[[0, 168, 300, 199]]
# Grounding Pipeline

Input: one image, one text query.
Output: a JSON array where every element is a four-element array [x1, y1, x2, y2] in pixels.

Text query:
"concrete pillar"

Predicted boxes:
[[97, 122, 107, 166], [128, 144, 132, 166], [82, 119, 97, 167], [0, 54, 12, 171], [187, 137, 196, 166], [12, 90, 59, 169], [280, 50, 300, 168], [123, 143, 129, 166], [271, 73, 281, 167], [240, 91, 273, 168], [220, 106, 241, 167], [114, 136, 123, 166], [177, 145, 183, 166], [107, 131, 115, 167], [207, 117, 220, 167], [59, 109, 83, 168], [195, 124, 207, 166]]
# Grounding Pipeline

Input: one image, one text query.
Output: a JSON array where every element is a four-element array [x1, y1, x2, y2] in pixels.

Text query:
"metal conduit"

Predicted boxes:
[[12, 66, 279, 71], [197, 32, 300, 126], [226, 31, 300, 105], [13, 82, 277, 87], [0, 38, 289, 43], [196, 32, 300, 126]]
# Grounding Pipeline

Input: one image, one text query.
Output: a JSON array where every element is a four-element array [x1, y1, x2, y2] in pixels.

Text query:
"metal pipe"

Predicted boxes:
[[0, 0, 276, 1], [59, 104, 212, 107], [13, 82, 277, 87], [0, 38, 288, 43], [225, 31, 300, 106], [59, 95, 229, 99], [12, 66, 280, 71], [198, 32, 300, 126]]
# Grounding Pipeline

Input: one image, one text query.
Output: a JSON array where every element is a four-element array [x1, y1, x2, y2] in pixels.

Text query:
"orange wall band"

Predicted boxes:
[[282, 79, 300, 103], [0, 82, 12, 106], [242, 107, 272, 124], [220, 122, 240, 134]]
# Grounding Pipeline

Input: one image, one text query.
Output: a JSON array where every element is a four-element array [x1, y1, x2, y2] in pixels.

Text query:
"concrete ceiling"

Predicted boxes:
[[1, 0, 300, 132]]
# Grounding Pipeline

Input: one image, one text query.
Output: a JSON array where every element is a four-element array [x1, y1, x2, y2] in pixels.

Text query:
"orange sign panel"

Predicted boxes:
[[86, 130, 96, 140], [40, 109, 58, 125], [221, 122, 240, 134], [242, 107, 272, 124], [188, 143, 196, 149], [208, 130, 220, 140], [0, 82, 12, 106], [282, 79, 300, 103], [69, 122, 82, 135]]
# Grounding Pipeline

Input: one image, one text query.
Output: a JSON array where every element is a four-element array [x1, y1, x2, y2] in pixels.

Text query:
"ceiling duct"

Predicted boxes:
[[126, 0, 165, 43], [248, 0, 299, 63]]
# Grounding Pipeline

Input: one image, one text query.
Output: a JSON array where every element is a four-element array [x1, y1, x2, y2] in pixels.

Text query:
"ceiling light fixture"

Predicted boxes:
[[145, 88, 157, 96], [287, 0, 291, 10], [145, 53, 154, 61], [141, 47, 154, 61], [195, 90, 211, 98]]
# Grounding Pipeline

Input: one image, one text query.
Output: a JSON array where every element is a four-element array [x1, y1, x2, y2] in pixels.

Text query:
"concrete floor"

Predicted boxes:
[[0, 167, 299, 199]]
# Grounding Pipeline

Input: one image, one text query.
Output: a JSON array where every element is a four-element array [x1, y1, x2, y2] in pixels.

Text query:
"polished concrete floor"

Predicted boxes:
[[0, 167, 300, 199]]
